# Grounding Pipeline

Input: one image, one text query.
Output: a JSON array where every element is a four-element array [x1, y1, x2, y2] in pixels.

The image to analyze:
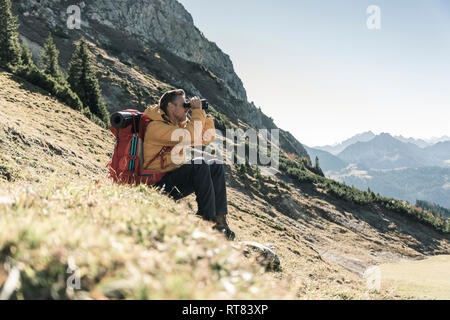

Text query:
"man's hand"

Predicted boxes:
[[189, 96, 202, 110]]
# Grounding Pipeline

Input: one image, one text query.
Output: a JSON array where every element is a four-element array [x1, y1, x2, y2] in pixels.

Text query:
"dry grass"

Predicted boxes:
[[0, 177, 296, 299], [379, 255, 450, 299]]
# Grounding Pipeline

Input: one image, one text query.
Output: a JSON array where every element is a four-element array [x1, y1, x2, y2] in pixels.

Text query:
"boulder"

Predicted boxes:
[[240, 241, 281, 271]]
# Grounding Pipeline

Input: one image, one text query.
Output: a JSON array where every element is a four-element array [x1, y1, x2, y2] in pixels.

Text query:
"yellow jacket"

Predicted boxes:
[[142, 105, 216, 173]]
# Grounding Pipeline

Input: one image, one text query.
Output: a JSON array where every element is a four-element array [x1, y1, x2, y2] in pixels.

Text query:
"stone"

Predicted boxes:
[[240, 241, 281, 271]]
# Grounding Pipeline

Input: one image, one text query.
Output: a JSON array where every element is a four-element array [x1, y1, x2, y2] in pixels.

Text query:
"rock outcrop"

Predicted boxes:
[[16, 0, 246, 101]]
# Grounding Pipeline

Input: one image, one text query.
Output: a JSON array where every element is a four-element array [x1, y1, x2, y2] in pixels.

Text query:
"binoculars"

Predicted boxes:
[[183, 99, 209, 110]]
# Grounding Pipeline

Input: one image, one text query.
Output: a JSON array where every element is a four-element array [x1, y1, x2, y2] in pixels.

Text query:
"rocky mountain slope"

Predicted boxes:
[[12, 0, 308, 158], [1, 71, 449, 299]]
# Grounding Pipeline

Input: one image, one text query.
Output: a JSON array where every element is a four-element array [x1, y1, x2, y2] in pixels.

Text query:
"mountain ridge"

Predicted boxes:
[[316, 131, 450, 153], [314, 131, 376, 155], [337, 133, 430, 170]]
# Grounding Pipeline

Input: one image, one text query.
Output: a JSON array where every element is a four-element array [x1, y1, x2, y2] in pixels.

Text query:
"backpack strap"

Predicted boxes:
[[128, 114, 141, 172], [143, 145, 174, 170]]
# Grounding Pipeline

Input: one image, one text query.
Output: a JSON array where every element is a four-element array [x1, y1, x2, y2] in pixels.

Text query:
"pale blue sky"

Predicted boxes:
[[179, 0, 450, 146]]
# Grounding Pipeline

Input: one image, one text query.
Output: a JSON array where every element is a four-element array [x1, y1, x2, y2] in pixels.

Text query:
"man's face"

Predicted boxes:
[[167, 95, 189, 123]]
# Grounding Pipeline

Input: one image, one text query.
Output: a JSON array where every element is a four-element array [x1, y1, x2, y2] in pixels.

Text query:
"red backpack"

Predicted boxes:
[[107, 109, 173, 186]]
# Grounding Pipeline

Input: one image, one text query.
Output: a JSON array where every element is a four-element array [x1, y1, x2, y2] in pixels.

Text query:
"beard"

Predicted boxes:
[[177, 112, 188, 124]]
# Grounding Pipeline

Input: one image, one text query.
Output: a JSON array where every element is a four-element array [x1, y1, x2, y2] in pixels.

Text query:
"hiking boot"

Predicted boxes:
[[214, 215, 235, 241]]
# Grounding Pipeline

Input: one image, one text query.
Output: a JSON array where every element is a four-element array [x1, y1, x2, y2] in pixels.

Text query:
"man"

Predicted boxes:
[[143, 89, 235, 240]]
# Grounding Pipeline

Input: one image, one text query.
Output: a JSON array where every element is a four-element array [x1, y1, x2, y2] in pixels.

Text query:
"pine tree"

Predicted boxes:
[[67, 38, 109, 127], [0, 0, 22, 70], [41, 33, 63, 81], [314, 155, 324, 177], [255, 165, 261, 178], [245, 156, 250, 169], [238, 163, 246, 176], [254, 165, 264, 186], [20, 40, 34, 69]]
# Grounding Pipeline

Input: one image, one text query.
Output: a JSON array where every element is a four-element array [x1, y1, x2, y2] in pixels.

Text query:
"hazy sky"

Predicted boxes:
[[178, 0, 450, 147]]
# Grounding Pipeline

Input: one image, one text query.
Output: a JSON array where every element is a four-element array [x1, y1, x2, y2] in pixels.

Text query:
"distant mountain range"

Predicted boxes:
[[423, 135, 450, 145], [393, 135, 450, 148], [337, 133, 450, 169], [315, 133, 450, 154], [313, 131, 376, 155], [394, 135, 430, 148], [307, 132, 450, 209]]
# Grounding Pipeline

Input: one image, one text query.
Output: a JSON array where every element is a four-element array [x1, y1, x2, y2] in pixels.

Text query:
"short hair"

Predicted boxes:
[[159, 89, 185, 114]]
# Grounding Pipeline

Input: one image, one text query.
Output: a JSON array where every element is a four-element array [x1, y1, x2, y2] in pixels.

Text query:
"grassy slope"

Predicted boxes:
[[0, 72, 293, 299], [1, 71, 449, 299]]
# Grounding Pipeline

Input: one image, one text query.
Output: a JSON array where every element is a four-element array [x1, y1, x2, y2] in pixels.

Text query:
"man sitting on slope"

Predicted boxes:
[[142, 89, 235, 240]]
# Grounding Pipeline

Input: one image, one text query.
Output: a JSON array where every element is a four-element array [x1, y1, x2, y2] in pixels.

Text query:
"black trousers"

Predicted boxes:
[[154, 158, 228, 221]]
